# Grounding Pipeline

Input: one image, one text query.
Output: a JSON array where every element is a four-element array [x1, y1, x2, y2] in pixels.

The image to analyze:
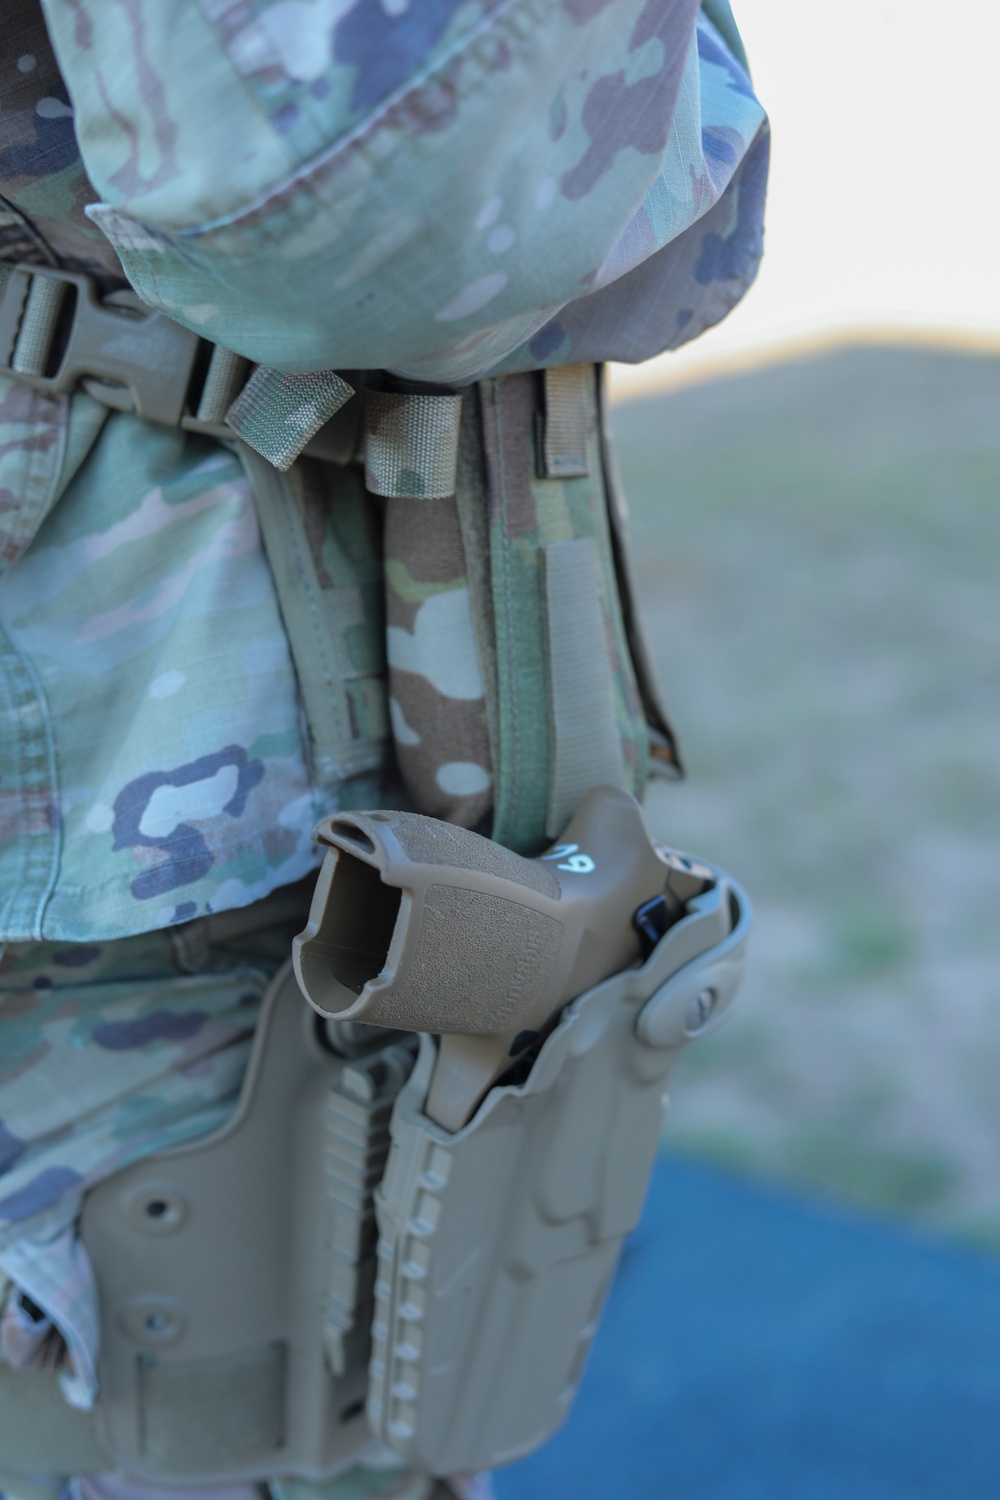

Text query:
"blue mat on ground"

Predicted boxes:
[[492, 1157, 1000, 1500]]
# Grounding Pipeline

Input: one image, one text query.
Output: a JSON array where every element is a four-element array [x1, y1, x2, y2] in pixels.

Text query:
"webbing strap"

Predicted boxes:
[[195, 345, 250, 425], [539, 365, 591, 478], [479, 368, 653, 854], [237, 445, 389, 789], [11, 274, 67, 377], [0, 260, 358, 467], [364, 389, 463, 499], [226, 366, 354, 472], [542, 538, 628, 837], [595, 366, 683, 778], [0, 1363, 110, 1479]]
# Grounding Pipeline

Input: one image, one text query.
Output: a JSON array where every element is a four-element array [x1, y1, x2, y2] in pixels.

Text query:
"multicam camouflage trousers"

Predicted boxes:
[[0, 886, 493, 1500]]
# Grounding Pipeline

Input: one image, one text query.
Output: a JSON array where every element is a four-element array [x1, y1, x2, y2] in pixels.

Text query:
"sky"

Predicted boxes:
[[611, 0, 1000, 394]]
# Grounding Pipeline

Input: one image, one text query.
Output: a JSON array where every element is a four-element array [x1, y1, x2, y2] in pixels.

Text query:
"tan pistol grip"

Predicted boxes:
[[293, 785, 714, 1129]]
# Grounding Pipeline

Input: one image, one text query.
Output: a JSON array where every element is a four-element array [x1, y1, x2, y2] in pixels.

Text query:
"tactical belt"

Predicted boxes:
[[0, 260, 362, 468], [0, 259, 613, 491]]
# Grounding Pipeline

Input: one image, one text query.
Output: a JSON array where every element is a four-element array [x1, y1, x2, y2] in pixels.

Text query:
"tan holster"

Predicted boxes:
[[1, 790, 749, 1485]]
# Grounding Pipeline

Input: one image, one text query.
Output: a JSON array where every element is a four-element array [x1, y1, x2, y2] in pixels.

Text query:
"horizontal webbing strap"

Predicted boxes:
[[0, 1363, 110, 1479], [0, 260, 359, 468]]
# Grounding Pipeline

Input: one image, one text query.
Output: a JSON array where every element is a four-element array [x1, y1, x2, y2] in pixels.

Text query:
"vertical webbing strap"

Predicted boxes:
[[237, 445, 390, 793], [11, 273, 67, 377], [195, 346, 249, 425], [538, 365, 591, 479], [383, 488, 494, 829], [370, 390, 494, 827], [364, 390, 463, 499], [478, 365, 663, 852], [595, 366, 683, 778], [542, 538, 628, 838]]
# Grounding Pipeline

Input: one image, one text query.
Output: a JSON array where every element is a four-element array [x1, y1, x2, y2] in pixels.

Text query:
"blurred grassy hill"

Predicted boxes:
[[610, 344, 1000, 1245]]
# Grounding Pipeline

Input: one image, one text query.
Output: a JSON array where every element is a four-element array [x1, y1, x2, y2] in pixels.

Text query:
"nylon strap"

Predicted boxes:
[[11, 274, 67, 377], [364, 390, 463, 499], [539, 365, 591, 479], [196, 345, 250, 425], [595, 366, 683, 778], [0, 1363, 109, 1479], [542, 537, 627, 837], [0, 266, 31, 368], [226, 366, 354, 471], [237, 444, 390, 790], [0, 261, 357, 468]]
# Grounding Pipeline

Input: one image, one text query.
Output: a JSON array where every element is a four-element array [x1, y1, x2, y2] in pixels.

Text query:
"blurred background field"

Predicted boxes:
[[502, 7, 1000, 1492], [610, 343, 1000, 1247]]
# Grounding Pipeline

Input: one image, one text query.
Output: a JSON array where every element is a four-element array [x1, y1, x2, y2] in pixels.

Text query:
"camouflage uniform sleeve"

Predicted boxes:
[[38, 0, 768, 383]]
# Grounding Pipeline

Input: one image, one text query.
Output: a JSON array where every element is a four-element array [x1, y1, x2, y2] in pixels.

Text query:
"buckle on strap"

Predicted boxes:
[[0, 263, 203, 427], [0, 262, 361, 467]]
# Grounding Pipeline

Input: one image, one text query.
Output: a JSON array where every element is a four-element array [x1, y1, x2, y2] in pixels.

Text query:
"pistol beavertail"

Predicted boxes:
[[294, 786, 725, 1129]]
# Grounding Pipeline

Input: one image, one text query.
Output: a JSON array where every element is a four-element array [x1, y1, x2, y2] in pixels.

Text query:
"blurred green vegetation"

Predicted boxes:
[[611, 345, 1000, 1245]]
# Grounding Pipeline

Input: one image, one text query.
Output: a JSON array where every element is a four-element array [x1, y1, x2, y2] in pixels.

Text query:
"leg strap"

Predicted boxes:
[[0, 1363, 110, 1482]]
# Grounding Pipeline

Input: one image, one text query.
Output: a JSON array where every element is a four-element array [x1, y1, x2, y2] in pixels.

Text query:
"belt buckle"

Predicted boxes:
[[0, 262, 203, 426]]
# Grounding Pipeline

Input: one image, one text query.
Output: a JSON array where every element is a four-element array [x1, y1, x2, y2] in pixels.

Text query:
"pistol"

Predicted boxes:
[[294, 784, 723, 1129]]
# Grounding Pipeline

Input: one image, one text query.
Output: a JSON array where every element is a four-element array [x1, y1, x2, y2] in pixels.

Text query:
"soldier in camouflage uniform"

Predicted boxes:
[[0, 1, 768, 1496]]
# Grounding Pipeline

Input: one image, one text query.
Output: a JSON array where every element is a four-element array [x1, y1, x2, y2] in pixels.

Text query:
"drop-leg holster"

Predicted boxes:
[[0, 795, 749, 1487]]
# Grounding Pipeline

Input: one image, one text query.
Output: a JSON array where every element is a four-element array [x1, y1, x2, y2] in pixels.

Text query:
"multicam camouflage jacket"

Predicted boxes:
[[0, 0, 768, 945], [0, 0, 767, 1372]]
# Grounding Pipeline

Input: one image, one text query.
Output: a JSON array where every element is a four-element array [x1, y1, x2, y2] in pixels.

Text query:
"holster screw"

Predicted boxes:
[[685, 988, 716, 1034]]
